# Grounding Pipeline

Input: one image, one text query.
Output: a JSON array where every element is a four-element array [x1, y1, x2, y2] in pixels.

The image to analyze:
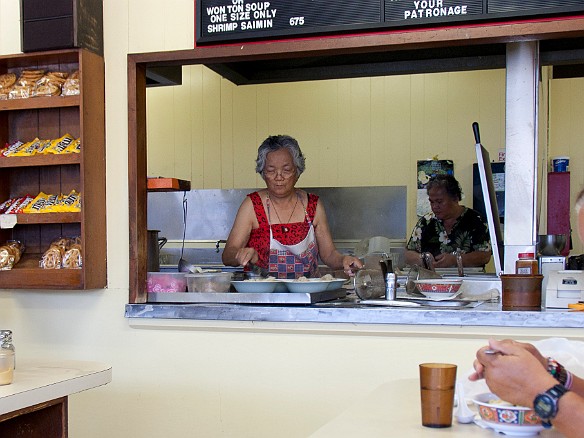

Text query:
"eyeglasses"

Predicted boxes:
[[264, 168, 296, 179]]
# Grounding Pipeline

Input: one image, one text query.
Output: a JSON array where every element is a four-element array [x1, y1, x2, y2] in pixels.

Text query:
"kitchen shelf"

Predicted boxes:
[[0, 253, 82, 289], [0, 48, 106, 290], [147, 177, 191, 192], [0, 154, 81, 168], [0, 95, 80, 111], [13, 212, 81, 225]]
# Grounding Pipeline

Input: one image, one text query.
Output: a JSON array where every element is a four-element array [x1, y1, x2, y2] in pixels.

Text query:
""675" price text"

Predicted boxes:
[[289, 16, 305, 26]]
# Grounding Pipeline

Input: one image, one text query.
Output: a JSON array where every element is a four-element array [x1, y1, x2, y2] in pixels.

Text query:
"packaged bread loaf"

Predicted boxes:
[[32, 71, 68, 97], [40, 237, 81, 269], [0, 73, 16, 100], [0, 240, 24, 270], [62, 242, 82, 269], [61, 70, 80, 96], [40, 246, 63, 269]]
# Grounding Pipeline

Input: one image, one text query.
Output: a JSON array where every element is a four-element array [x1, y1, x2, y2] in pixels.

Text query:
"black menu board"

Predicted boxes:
[[197, 0, 584, 44]]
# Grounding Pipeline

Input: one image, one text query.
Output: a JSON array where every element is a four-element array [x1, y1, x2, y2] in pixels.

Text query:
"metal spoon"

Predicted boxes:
[[248, 262, 269, 278], [455, 380, 476, 424]]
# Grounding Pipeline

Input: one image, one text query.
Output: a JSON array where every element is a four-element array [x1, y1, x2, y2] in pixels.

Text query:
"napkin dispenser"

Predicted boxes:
[[544, 270, 584, 308]]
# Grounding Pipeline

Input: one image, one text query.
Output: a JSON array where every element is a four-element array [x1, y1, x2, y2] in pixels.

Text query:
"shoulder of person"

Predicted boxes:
[[463, 207, 486, 221]]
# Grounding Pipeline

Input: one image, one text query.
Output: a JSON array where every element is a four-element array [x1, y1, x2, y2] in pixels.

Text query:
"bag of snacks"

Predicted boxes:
[[0, 240, 24, 270], [40, 237, 81, 269]]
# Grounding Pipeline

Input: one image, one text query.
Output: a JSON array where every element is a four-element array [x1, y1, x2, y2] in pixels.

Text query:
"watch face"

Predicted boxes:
[[534, 394, 555, 419]]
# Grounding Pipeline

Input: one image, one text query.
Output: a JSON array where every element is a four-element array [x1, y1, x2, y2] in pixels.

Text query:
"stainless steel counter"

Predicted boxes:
[[125, 294, 584, 328]]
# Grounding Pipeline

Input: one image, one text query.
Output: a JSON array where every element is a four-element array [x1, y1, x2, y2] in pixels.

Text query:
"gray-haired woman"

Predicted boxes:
[[222, 135, 362, 278]]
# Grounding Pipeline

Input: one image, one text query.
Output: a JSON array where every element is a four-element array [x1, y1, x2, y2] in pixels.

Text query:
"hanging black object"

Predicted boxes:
[[21, 0, 103, 55]]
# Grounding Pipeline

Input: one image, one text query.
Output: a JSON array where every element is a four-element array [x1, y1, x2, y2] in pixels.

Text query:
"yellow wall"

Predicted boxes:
[[147, 67, 584, 253], [549, 78, 584, 255], [147, 67, 507, 235], [0, 1, 583, 437]]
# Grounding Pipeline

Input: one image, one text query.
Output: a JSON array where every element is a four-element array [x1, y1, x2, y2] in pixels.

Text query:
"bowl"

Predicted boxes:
[[231, 279, 280, 293], [413, 279, 462, 300], [326, 278, 347, 291], [283, 279, 331, 293], [473, 393, 544, 436], [537, 234, 567, 256], [186, 272, 232, 292], [147, 272, 187, 292]]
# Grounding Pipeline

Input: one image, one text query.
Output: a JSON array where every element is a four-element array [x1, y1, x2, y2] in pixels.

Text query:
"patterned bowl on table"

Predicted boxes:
[[472, 393, 544, 436], [413, 279, 462, 300]]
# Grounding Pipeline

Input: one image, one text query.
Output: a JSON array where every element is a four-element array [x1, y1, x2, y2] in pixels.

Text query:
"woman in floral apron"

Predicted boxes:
[[222, 135, 362, 278]]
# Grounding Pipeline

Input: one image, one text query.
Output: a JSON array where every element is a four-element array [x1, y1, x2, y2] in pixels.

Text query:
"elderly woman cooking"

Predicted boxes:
[[404, 174, 492, 269], [222, 135, 362, 278]]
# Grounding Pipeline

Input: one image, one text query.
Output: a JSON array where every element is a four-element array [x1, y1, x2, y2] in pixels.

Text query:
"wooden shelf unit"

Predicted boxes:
[[0, 49, 106, 290]]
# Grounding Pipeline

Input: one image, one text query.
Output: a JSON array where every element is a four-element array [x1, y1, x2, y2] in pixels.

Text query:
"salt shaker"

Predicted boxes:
[[385, 272, 396, 300]]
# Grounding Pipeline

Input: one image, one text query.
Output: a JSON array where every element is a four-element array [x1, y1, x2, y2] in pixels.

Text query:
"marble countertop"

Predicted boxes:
[[0, 360, 112, 415], [125, 293, 584, 328]]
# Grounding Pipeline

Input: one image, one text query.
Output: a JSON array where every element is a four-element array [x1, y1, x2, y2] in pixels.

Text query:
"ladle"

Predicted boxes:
[[178, 258, 204, 273], [455, 380, 476, 424]]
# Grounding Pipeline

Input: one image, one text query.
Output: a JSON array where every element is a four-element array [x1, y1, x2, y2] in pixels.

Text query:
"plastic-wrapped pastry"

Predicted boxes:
[[62, 243, 82, 269], [39, 237, 81, 269], [0, 241, 24, 270], [40, 246, 63, 269]]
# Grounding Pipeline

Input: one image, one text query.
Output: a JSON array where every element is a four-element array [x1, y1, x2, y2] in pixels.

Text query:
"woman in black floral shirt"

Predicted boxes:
[[404, 175, 492, 268]]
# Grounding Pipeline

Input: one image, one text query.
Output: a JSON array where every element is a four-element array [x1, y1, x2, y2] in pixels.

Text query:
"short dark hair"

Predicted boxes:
[[426, 174, 462, 201]]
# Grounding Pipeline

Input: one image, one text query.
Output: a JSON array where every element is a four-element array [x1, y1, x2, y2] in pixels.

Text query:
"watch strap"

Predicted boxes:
[[534, 383, 569, 428]]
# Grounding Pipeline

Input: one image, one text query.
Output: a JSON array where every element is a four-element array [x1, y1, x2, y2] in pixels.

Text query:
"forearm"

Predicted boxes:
[[221, 246, 240, 266], [404, 250, 422, 266], [546, 392, 584, 438], [320, 250, 344, 270], [568, 374, 584, 398], [461, 251, 491, 267]]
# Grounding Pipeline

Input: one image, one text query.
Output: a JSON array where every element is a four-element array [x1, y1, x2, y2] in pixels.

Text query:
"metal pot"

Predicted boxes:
[[147, 230, 167, 272], [537, 234, 567, 256]]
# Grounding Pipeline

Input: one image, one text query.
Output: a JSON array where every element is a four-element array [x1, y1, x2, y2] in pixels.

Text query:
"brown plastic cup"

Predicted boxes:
[[419, 363, 457, 428]]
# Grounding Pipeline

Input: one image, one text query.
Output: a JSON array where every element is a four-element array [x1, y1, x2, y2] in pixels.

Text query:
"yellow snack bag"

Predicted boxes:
[[58, 190, 81, 212], [36, 139, 52, 154], [22, 192, 49, 213], [45, 134, 75, 154], [43, 193, 61, 212], [64, 138, 81, 154], [10, 138, 40, 157]]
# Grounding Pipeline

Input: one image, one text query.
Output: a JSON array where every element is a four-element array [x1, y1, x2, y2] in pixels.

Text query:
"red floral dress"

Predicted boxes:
[[246, 191, 319, 278]]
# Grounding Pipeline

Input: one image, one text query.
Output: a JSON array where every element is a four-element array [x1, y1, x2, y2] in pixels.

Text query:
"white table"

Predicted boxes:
[[310, 378, 564, 437], [0, 360, 112, 437]]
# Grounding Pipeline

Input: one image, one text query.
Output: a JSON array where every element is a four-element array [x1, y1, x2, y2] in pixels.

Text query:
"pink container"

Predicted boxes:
[[147, 272, 187, 292]]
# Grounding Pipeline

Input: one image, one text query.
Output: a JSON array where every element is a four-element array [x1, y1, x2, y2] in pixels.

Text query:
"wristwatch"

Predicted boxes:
[[533, 384, 569, 428]]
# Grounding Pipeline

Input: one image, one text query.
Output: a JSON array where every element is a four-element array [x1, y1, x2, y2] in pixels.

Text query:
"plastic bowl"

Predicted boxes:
[[147, 272, 187, 292], [186, 272, 232, 292], [473, 393, 544, 435], [413, 279, 462, 300]]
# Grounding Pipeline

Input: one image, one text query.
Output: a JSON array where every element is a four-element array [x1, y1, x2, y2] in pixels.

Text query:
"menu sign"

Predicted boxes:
[[197, 0, 584, 44]]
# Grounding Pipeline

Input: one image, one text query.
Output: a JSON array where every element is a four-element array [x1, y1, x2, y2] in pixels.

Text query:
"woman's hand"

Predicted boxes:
[[434, 252, 456, 268], [342, 256, 363, 276], [234, 247, 259, 267]]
